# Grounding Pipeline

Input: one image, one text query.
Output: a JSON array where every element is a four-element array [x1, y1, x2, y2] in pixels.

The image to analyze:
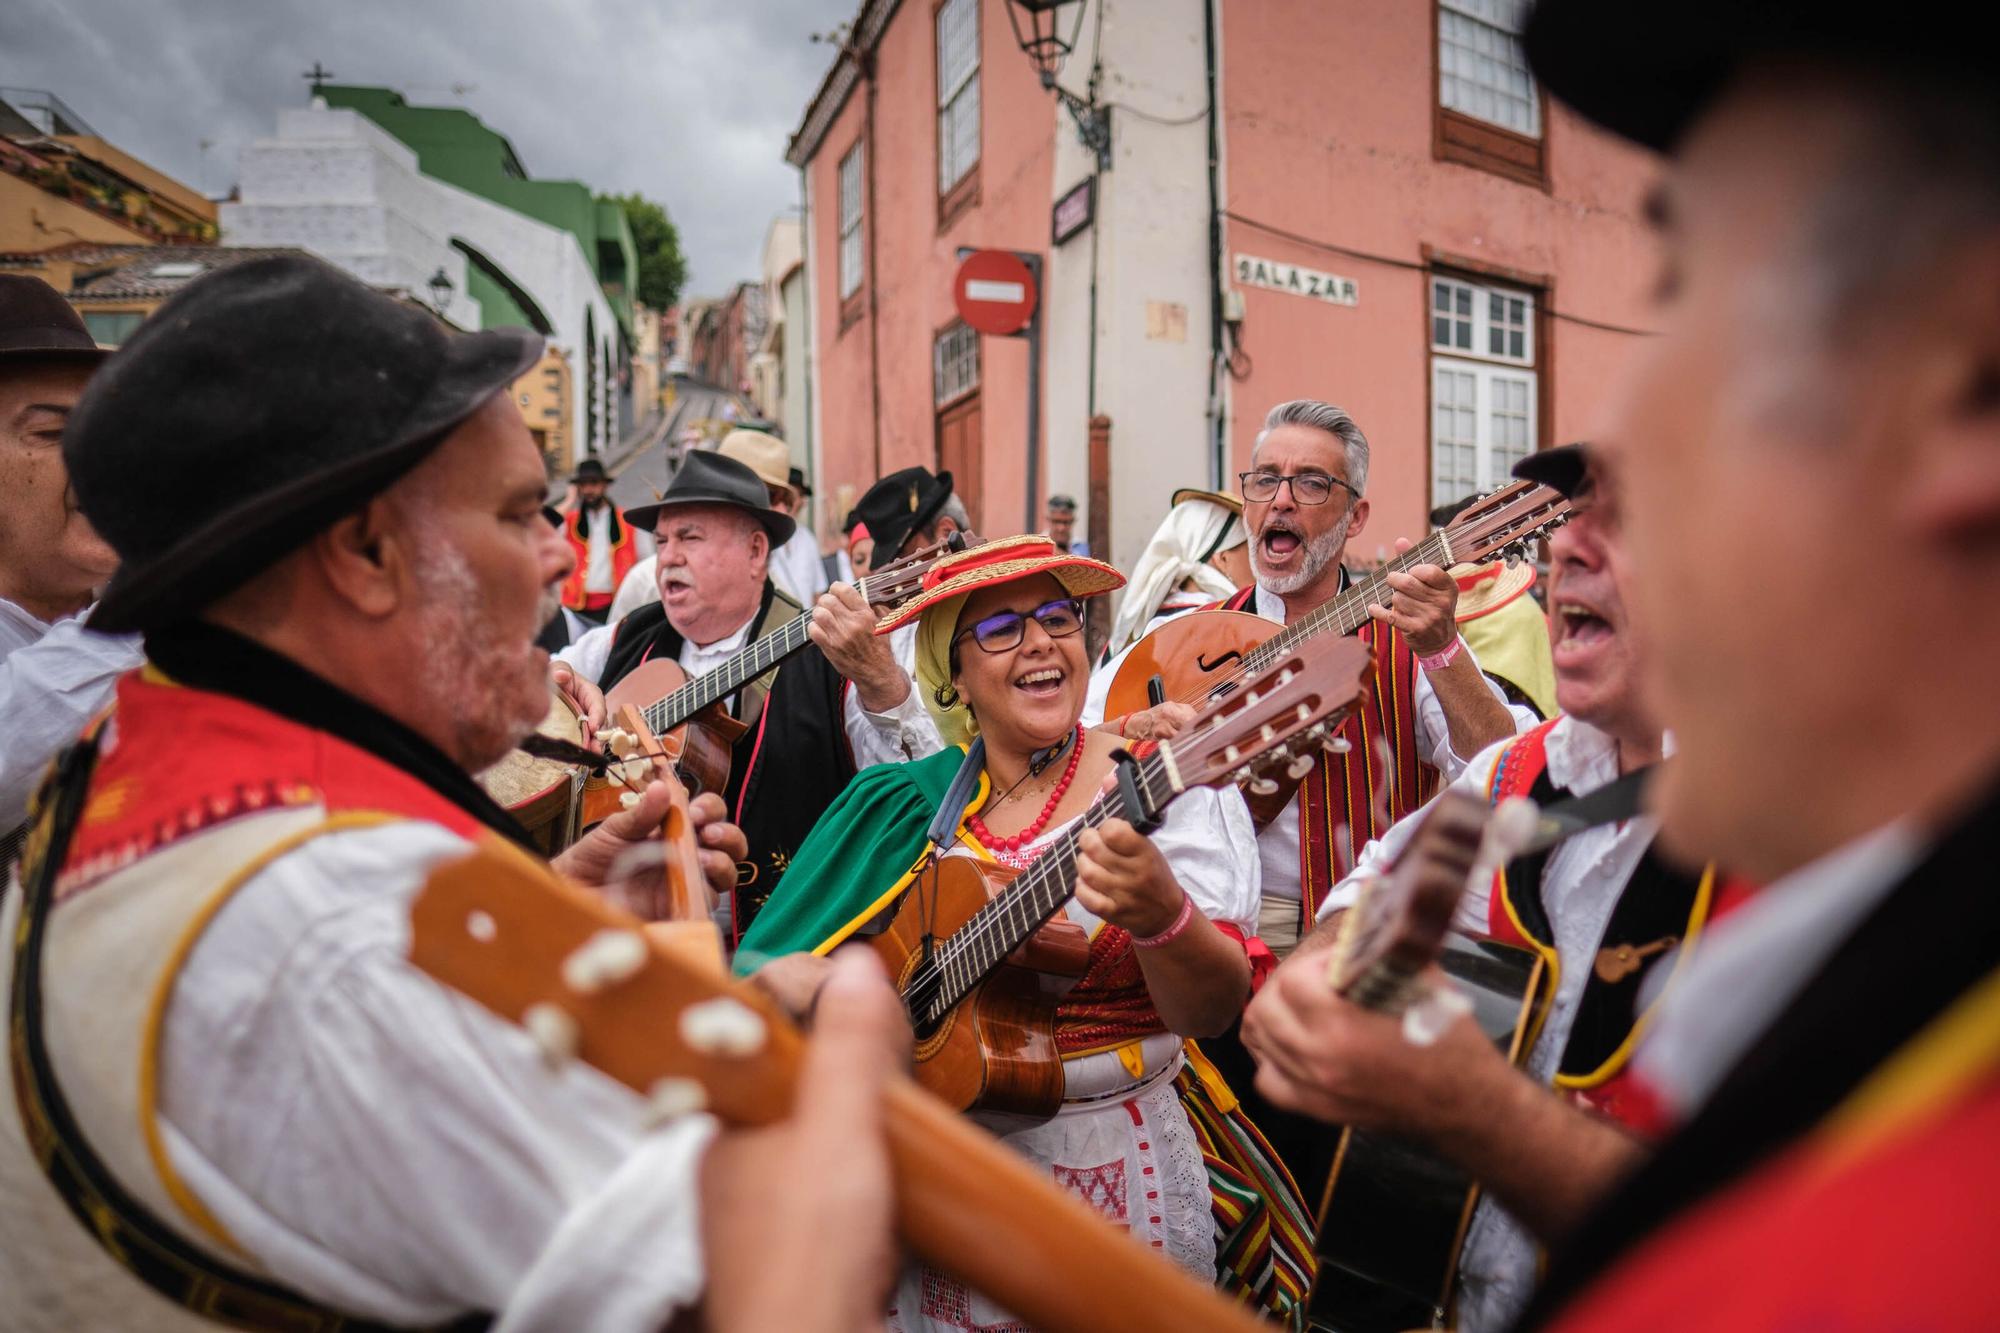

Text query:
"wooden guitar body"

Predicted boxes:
[[478, 689, 588, 855], [579, 657, 746, 825], [1306, 933, 1550, 1333], [868, 856, 1092, 1127], [1104, 609, 1278, 719]]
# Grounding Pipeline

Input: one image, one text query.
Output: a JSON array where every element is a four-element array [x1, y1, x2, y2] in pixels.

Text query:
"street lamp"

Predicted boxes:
[[1004, 0, 1112, 171], [426, 265, 454, 316]]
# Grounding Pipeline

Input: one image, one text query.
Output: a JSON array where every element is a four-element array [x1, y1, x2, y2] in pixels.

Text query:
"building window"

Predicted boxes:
[[838, 143, 865, 303], [1434, 0, 1546, 187], [934, 320, 980, 406], [935, 0, 982, 218], [82, 310, 144, 346], [1431, 274, 1538, 507]]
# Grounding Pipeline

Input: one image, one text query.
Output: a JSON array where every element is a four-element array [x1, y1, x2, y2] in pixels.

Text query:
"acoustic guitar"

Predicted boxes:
[[1103, 477, 1574, 721], [869, 635, 1374, 1125], [403, 833, 1271, 1333], [1304, 791, 1550, 1333], [575, 532, 972, 825]]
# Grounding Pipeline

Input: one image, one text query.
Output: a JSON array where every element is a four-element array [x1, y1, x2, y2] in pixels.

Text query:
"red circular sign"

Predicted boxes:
[[952, 250, 1038, 336]]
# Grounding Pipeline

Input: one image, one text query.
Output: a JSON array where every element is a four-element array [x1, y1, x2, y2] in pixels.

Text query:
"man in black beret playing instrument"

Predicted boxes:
[[552, 449, 945, 936], [0, 255, 753, 1330]]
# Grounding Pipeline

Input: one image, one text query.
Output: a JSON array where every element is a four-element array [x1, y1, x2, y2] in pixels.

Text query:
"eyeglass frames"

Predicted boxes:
[[1238, 469, 1361, 506], [953, 597, 1086, 655]]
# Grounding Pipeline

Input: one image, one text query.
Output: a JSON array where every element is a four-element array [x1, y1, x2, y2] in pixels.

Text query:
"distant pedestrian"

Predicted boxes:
[[558, 457, 645, 624], [1045, 493, 1087, 555]]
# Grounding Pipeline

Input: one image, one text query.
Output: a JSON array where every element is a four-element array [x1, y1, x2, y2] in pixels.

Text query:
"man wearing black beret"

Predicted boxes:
[[0, 255, 753, 1328]]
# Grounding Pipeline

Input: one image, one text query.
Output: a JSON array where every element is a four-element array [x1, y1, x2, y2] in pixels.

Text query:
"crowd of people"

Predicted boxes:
[[1, 3, 1995, 1330]]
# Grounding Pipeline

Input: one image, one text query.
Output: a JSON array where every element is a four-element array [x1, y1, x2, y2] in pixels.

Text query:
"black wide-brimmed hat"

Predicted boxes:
[[1524, 0, 1990, 152], [623, 449, 796, 548], [850, 466, 954, 565], [65, 254, 542, 633], [0, 274, 110, 364], [571, 458, 610, 484], [1513, 443, 1591, 499]]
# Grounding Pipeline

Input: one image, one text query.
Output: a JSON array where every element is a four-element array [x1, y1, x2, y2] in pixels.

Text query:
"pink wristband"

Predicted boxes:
[[1416, 636, 1464, 673], [1131, 893, 1195, 949]]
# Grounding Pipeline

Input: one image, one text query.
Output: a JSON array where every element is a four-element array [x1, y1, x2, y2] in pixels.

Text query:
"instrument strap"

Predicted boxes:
[[925, 738, 989, 849], [8, 734, 491, 1333], [1523, 763, 1658, 854]]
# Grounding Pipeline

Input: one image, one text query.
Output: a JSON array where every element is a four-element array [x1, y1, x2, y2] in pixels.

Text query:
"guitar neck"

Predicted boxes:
[[1242, 529, 1455, 674], [912, 747, 1179, 1027], [641, 565, 913, 735]]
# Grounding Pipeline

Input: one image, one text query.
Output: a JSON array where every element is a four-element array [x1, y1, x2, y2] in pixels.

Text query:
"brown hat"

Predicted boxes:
[[717, 429, 794, 498], [0, 274, 109, 364]]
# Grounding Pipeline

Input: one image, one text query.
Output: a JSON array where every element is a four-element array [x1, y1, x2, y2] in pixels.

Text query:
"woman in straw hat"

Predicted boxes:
[[738, 536, 1315, 1327]]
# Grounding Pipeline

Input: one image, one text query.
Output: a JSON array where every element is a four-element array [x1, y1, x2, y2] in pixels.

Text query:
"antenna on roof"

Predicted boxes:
[[303, 62, 335, 93]]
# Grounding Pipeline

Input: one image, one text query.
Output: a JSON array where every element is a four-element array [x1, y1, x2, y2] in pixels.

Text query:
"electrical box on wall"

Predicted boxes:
[[1222, 288, 1246, 324]]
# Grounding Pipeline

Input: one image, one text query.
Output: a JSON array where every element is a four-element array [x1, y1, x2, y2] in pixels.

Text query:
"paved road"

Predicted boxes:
[[609, 376, 744, 510]]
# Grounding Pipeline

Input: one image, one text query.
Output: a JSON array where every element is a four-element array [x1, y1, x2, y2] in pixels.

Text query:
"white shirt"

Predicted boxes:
[[0, 599, 143, 833], [556, 605, 940, 771], [580, 504, 617, 595], [158, 820, 712, 1329], [1315, 715, 1657, 1333], [769, 527, 829, 607], [608, 556, 660, 624], [1082, 583, 1533, 902]]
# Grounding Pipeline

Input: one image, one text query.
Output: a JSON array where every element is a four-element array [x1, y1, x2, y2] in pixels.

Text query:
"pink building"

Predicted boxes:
[[790, 0, 1660, 565]]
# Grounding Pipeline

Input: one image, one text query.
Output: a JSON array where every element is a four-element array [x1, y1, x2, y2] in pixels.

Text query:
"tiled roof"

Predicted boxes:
[[63, 245, 312, 301]]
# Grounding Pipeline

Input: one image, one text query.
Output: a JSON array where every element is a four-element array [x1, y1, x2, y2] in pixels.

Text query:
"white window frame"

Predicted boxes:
[[1431, 355, 1538, 508], [1431, 274, 1534, 367], [933, 320, 980, 406], [838, 144, 864, 301], [1437, 0, 1541, 140], [936, 0, 981, 195]]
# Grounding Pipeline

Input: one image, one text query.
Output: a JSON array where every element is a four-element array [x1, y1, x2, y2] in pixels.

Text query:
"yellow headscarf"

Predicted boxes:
[[914, 591, 977, 750]]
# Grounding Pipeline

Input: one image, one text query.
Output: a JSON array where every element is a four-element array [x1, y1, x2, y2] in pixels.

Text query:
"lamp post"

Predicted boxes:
[[1004, 0, 1112, 171], [426, 266, 454, 318]]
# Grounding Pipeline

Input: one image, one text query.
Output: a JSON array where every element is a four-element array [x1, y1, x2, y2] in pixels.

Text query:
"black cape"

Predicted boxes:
[[600, 583, 856, 937]]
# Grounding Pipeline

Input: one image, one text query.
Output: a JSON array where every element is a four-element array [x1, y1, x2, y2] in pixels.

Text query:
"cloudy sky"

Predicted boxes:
[[2, 0, 854, 296]]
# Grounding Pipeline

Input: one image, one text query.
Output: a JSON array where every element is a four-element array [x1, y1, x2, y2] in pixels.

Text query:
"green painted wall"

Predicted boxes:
[[321, 84, 636, 337]]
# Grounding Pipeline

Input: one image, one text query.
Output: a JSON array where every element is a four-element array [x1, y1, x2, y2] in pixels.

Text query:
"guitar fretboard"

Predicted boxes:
[[1237, 529, 1454, 678]]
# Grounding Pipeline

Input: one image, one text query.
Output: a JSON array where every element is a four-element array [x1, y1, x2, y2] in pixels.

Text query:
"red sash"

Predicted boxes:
[[1212, 586, 1434, 925]]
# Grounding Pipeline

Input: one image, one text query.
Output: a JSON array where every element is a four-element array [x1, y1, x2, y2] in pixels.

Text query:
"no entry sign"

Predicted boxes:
[[952, 250, 1038, 336]]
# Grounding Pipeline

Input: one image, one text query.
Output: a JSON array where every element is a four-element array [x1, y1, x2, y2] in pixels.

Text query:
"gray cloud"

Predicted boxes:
[[1, 0, 854, 296]]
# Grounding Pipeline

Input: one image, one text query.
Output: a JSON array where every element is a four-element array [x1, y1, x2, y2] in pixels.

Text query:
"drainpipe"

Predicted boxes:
[[863, 49, 884, 480], [1203, 0, 1226, 488]]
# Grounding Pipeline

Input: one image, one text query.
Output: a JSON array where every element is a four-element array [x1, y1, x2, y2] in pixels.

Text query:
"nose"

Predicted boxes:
[[1549, 509, 1604, 571], [543, 518, 575, 581]]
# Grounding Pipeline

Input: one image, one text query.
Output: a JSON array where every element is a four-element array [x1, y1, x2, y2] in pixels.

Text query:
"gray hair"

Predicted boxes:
[[933, 494, 972, 534], [1255, 400, 1370, 497]]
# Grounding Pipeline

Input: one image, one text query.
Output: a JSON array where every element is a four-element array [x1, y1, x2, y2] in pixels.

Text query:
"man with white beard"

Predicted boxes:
[[0, 256, 754, 1330]]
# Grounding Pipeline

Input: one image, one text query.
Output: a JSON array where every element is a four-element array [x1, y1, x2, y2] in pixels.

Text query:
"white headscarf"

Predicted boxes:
[[1106, 498, 1245, 656]]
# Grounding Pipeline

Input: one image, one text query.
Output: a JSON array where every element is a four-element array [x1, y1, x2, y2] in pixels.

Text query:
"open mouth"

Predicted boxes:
[[1259, 523, 1302, 562], [1554, 602, 1615, 651], [1014, 666, 1065, 699]]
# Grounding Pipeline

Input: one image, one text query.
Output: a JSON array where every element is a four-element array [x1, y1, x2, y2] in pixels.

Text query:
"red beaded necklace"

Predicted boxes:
[[967, 725, 1085, 854]]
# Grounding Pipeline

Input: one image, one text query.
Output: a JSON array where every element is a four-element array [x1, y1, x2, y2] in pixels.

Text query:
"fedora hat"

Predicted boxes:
[[1451, 561, 1538, 623], [0, 274, 110, 363], [875, 534, 1123, 635], [851, 466, 955, 566], [623, 449, 796, 548], [717, 428, 795, 498], [570, 458, 610, 484], [1512, 443, 1592, 500], [64, 254, 541, 633], [1169, 486, 1245, 518]]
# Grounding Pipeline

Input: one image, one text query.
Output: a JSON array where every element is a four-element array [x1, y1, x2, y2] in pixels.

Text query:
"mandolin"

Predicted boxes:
[[575, 531, 974, 826], [405, 839, 1271, 1333], [1104, 477, 1573, 721], [869, 636, 1373, 1125], [1305, 791, 1550, 1333]]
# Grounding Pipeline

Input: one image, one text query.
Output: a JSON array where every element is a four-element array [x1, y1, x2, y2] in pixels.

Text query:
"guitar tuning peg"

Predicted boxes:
[[1503, 547, 1522, 566], [1286, 754, 1317, 780], [1247, 776, 1280, 796], [1323, 736, 1352, 755]]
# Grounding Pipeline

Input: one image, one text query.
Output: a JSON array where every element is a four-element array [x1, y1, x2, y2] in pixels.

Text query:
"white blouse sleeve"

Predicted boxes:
[[1149, 783, 1261, 934]]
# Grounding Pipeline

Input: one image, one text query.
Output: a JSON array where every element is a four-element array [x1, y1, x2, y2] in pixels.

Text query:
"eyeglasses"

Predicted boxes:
[[1238, 470, 1361, 506], [953, 597, 1085, 655]]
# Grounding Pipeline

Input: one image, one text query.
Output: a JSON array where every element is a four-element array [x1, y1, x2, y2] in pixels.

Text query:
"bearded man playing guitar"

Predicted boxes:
[[1246, 443, 1749, 1333], [553, 449, 943, 933]]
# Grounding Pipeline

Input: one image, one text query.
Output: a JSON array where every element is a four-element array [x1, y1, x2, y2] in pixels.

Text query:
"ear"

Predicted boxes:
[[311, 496, 403, 619], [935, 517, 959, 540], [1344, 497, 1372, 543], [1897, 242, 2000, 549]]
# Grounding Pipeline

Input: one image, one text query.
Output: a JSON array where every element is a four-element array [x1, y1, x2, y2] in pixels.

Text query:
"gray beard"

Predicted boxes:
[[1252, 524, 1346, 595]]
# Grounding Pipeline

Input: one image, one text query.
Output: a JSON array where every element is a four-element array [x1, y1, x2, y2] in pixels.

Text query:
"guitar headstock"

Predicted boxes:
[[1157, 636, 1371, 794], [1438, 479, 1571, 568], [1327, 790, 1489, 1008], [859, 531, 980, 608]]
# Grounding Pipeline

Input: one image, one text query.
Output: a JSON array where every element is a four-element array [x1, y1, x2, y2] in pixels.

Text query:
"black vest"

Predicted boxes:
[[601, 585, 857, 937]]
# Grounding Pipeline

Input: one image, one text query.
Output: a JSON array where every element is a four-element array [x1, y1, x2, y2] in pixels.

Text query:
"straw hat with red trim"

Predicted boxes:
[[1451, 560, 1537, 623], [875, 533, 1124, 635]]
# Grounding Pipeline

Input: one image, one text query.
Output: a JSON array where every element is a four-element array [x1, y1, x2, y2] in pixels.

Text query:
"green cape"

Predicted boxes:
[[732, 746, 986, 973]]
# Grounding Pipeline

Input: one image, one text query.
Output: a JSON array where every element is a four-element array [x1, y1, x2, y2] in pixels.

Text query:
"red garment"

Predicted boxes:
[[57, 668, 485, 899], [559, 503, 637, 612], [1549, 1074, 2000, 1332]]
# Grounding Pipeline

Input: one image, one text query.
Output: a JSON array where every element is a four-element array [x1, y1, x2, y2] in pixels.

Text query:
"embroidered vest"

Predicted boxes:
[[2, 667, 494, 1330], [1485, 719, 1749, 1132], [1212, 585, 1436, 924]]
